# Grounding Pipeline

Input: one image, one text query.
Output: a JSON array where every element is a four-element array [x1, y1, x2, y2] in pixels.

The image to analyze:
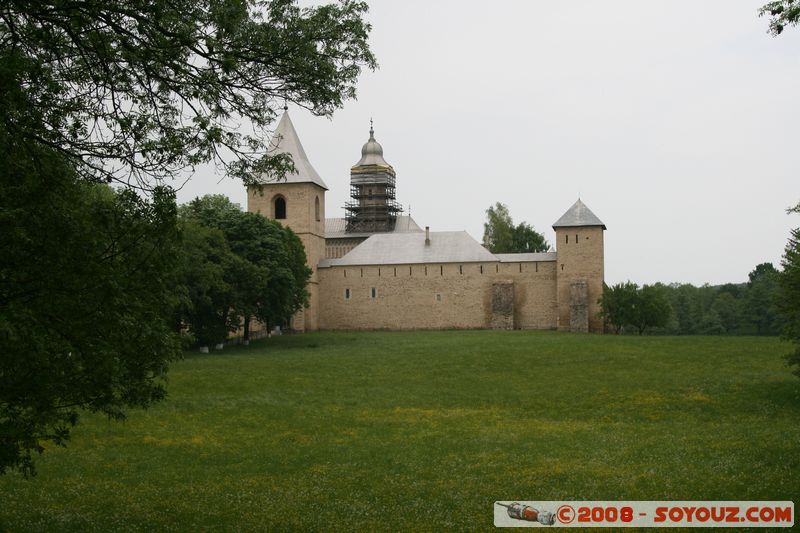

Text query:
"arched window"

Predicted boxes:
[[274, 196, 286, 219], [315, 196, 320, 221]]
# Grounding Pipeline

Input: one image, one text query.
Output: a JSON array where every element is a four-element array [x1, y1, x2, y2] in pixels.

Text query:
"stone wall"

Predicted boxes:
[[317, 261, 558, 330], [554, 226, 604, 332], [569, 280, 589, 333], [490, 282, 515, 330]]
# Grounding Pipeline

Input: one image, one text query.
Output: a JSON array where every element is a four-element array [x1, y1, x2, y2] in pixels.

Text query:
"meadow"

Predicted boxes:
[[0, 331, 797, 531]]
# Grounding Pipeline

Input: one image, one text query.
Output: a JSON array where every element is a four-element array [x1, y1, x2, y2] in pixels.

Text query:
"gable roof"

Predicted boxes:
[[258, 111, 328, 190], [319, 231, 496, 267], [552, 199, 606, 229]]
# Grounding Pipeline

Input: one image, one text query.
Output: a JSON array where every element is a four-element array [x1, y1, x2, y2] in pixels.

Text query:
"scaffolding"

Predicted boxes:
[[344, 176, 403, 233]]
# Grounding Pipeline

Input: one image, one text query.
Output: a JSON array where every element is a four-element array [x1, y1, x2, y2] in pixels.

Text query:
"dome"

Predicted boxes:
[[354, 124, 391, 167]]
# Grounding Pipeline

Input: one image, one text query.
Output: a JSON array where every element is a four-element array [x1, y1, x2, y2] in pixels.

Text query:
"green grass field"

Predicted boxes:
[[1, 331, 798, 531]]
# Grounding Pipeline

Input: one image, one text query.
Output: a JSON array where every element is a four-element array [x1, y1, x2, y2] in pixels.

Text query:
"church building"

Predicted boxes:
[[247, 111, 606, 333]]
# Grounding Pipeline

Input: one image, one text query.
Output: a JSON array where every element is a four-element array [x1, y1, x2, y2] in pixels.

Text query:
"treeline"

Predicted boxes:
[[600, 263, 783, 335]]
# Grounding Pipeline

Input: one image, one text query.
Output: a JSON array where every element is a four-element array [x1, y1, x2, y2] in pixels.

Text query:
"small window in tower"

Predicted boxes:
[[315, 196, 321, 221], [561, 264, 564, 271], [436, 293, 442, 302], [575, 233, 578, 244], [565, 234, 568, 244], [345, 288, 351, 300], [480, 265, 483, 274], [459, 265, 463, 274], [371, 287, 377, 299], [274, 196, 286, 219]]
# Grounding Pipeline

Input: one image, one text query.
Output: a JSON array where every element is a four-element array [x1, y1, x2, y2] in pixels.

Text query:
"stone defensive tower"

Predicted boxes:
[[344, 122, 402, 233], [247, 110, 327, 331], [553, 199, 606, 333]]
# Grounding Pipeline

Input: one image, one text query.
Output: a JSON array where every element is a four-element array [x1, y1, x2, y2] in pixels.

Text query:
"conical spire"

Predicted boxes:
[[264, 110, 328, 189]]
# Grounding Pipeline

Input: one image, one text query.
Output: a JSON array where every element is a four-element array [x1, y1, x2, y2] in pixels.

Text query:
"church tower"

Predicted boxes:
[[247, 110, 327, 332], [553, 199, 606, 333], [344, 122, 402, 232]]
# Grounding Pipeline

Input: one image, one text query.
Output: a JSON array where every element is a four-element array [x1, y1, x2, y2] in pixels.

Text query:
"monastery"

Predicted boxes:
[[247, 111, 606, 333]]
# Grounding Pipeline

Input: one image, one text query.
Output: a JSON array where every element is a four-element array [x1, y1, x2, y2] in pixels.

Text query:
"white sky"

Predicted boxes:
[[176, 0, 800, 286]]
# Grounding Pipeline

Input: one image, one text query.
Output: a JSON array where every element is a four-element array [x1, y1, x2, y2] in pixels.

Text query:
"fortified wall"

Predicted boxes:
[[248, 110, 606, 333], [318, 258, 558, 330]]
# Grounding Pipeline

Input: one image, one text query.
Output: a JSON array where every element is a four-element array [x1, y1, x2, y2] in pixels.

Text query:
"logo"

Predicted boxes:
[[495, 502, 556, 526]]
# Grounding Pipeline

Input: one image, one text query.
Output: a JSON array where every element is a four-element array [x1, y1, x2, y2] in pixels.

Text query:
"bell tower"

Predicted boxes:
[[344, 121, 402, 233], [247, 109, 327, 332]]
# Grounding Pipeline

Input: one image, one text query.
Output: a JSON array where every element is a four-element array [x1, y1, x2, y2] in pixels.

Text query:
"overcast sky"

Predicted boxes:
[[176, 0, 800, 286]]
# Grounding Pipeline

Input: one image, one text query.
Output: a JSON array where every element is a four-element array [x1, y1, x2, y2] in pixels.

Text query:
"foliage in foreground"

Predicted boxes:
[[0, 0, 374, 476], [0, 0, 376, 187], [0, 137, 181, 477], [778, 203, 800, 377], [760, 0, 800, 35]]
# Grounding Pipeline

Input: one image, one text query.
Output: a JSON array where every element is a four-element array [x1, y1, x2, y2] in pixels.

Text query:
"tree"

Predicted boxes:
[[598, 282, 638, 334], [629, 284, 672, 336], [174, 219, 243, 347], [598, 282, 671, 335], [0, 0, 376, 187], [760, 1, 800, 35], [0, 138, 181, 476], [711, 292, 741, 334], [743, 263, 782, 335], [483, 203, 514, 252], [1, 0, 371, 475], [178, 195, 310, 342], [778, 202, 800, 378], [483, 202, 549, 253], [511, 222, 550, 254]]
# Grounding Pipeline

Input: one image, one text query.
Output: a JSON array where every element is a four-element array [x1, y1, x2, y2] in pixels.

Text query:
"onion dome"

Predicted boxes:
[[353, 121, 391, 168]]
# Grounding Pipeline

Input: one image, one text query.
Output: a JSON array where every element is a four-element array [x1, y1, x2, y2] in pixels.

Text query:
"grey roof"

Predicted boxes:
[[325, 216, 422, 239], [319, 231, 497, 267], [353, 125, 392, 168], [258, 111, 328, 190], [552, 199, 606, 229], [495, 252, 557, 262]]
